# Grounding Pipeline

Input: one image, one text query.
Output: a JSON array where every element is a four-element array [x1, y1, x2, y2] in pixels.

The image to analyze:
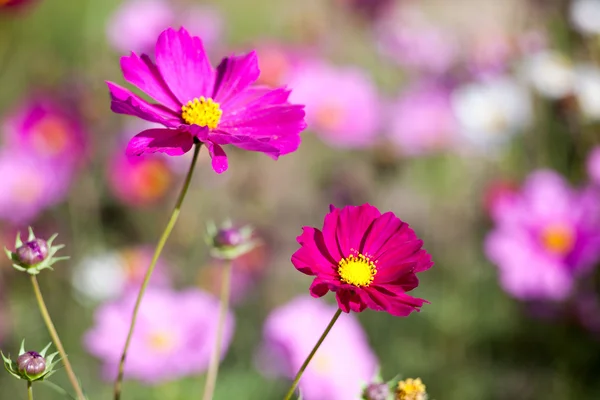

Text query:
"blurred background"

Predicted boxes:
[[1, 0, 600, 399]]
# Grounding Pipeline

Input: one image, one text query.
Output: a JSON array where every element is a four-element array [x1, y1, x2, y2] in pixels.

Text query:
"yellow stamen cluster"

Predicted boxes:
[[540, 223, 575, 256], [337, 253, 377, 287], [397, 378, 427, 400], [147, 331, 175, 352], [181, 96, 222, 129]]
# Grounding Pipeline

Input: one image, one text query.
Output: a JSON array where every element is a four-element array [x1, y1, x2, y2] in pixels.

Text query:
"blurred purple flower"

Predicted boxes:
[[84, 288, 234, 383], [289, 61, 380, 148], [0, 150, 72, 224], [107, 149, 173, 206], [107, 0, 222, 54], [375, 4, 457, 75], [2, 97, 87, 168], [587, 146, 600, 186], [107, 27, 307, 173], [257, 296, 378, 400], [485, 170, 600, 301], [388, 82, 457, 156]]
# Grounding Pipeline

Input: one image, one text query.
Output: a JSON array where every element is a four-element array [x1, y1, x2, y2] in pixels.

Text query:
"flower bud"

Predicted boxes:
[[17, 351, 46, 377], [206, 221, 260, 260], [16, 239, 48, 266], [362, 382, 391, 400]]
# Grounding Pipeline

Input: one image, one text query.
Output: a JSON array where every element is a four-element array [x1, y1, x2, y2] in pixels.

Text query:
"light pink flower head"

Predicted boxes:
[[288, 61, 380, 148], [107, 149, 173, 206], [107, 27, 307, 173], [84, 288, 234, 383], [388, 81, 458, 156], [257, 296, 378, 400], [375, 4, 457, 75], [587, 146, 600, 186], [485, 170, 600, 301], [2, 97, 87, 167], [254, 42, 303, 88], [0, 150, 72, 224], [107, 0, 222, 54]]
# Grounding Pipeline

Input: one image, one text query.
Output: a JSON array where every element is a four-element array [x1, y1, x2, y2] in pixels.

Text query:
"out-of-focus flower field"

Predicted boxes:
[[2, 0, 600, 398]]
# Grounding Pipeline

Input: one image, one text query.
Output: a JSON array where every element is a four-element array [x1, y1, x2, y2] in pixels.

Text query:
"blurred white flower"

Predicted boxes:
[[451, 76, 532, 148], [72, 252, 126, 302], [574, 64, 600, 120], [570, 0, 600, 35], [522, 51, 575, 99]]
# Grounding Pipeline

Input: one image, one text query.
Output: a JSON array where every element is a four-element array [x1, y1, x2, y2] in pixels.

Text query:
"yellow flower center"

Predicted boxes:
[[397, 378, 426, 400], [31, 117, 71, 156], [147, 331, 175, 353], [181, 96, 222, 129], [540, 223, 575, 255], [337, 253, 377, 287]]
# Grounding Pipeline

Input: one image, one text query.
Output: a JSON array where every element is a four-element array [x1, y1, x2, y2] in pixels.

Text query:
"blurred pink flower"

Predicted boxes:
[[2, 97, 87, 168], [288, 61, 380, 148], [107, 150, 173, 206], [483, 179, 518, 219], [107, 0, 222, 54], [84, 288, 234, 383], [108, 27, 307, 173], [0, 150, 72, 224], [388, 82, 458, 156], [587, 146, 600, 185], [255, 43, 302, 88], [257, 296, 378, 400], [485, 170, 600, 301], [466, 32, 514, 78], [375, 5, 457, 75]]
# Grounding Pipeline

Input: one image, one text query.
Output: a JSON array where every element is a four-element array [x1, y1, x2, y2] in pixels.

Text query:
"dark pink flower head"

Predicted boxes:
[[107, 27, 307, 173], [291, 204, 433, 316]]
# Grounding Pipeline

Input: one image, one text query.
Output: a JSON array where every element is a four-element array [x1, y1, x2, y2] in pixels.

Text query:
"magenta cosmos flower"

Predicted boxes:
[[257, 296, 378, 400], [84, 288, 234, 383], [107, 27, 307, 173], [292, 204, 433, 316], [485, 170, 600, 301]]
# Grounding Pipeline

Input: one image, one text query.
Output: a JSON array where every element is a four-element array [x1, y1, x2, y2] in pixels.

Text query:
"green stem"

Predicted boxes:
[[27, 381, 33, 400], [113, 143, 202, 400], [283, 308, 342, 400], [201, 260, 233, 400], [30, 276, 85, 400]]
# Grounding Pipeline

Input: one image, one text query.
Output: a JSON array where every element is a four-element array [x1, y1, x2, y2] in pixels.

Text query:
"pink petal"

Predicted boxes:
[[126, 128, 194, 156], [213, 51, 260, 104], [336, 204, 381, 257], [208, 132, 280, 159], [336, 289, 368, 313], [365, 288, 426, 317], [292, 227, 338, 276], [375, 243, 431, 280], [361, 212, 405, 258], [204, 141, 228, 173], [309, 277, 335, 298], [107, 82, 180, 127], [322, 207, 343, 262], [155, 27, 213, 104], [121, 53, 181, 111]]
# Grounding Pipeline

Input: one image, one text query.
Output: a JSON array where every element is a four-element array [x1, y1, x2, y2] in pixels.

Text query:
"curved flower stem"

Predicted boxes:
[[27, 381, 33, 400], [30, 276, 85, 400], [201, 260, 233, 400], [283, 308, 342, 400], [113, 143, 202, 400]]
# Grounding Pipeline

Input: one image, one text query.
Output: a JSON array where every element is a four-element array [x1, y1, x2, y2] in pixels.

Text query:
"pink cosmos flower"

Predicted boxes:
[[291, 204, 433, 316], [288, 61, 380, 148], [107, 27, 307, 173], [257, 296, 378, 400], [587, 146, 600, 186], [107, 0, 222, 55], [107, 150, 173, 206], [0, 150, 72, 224], [388, 82, 458, 156], [2, 97, 87, 167], [84, 288, 234, 383], [485, 170, 600, 301]]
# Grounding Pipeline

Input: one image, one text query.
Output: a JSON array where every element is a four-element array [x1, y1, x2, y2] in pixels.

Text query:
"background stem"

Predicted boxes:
[[201, 260, 233, 400], [113, 143, 202, 400], [27, 381, 33, 400]]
